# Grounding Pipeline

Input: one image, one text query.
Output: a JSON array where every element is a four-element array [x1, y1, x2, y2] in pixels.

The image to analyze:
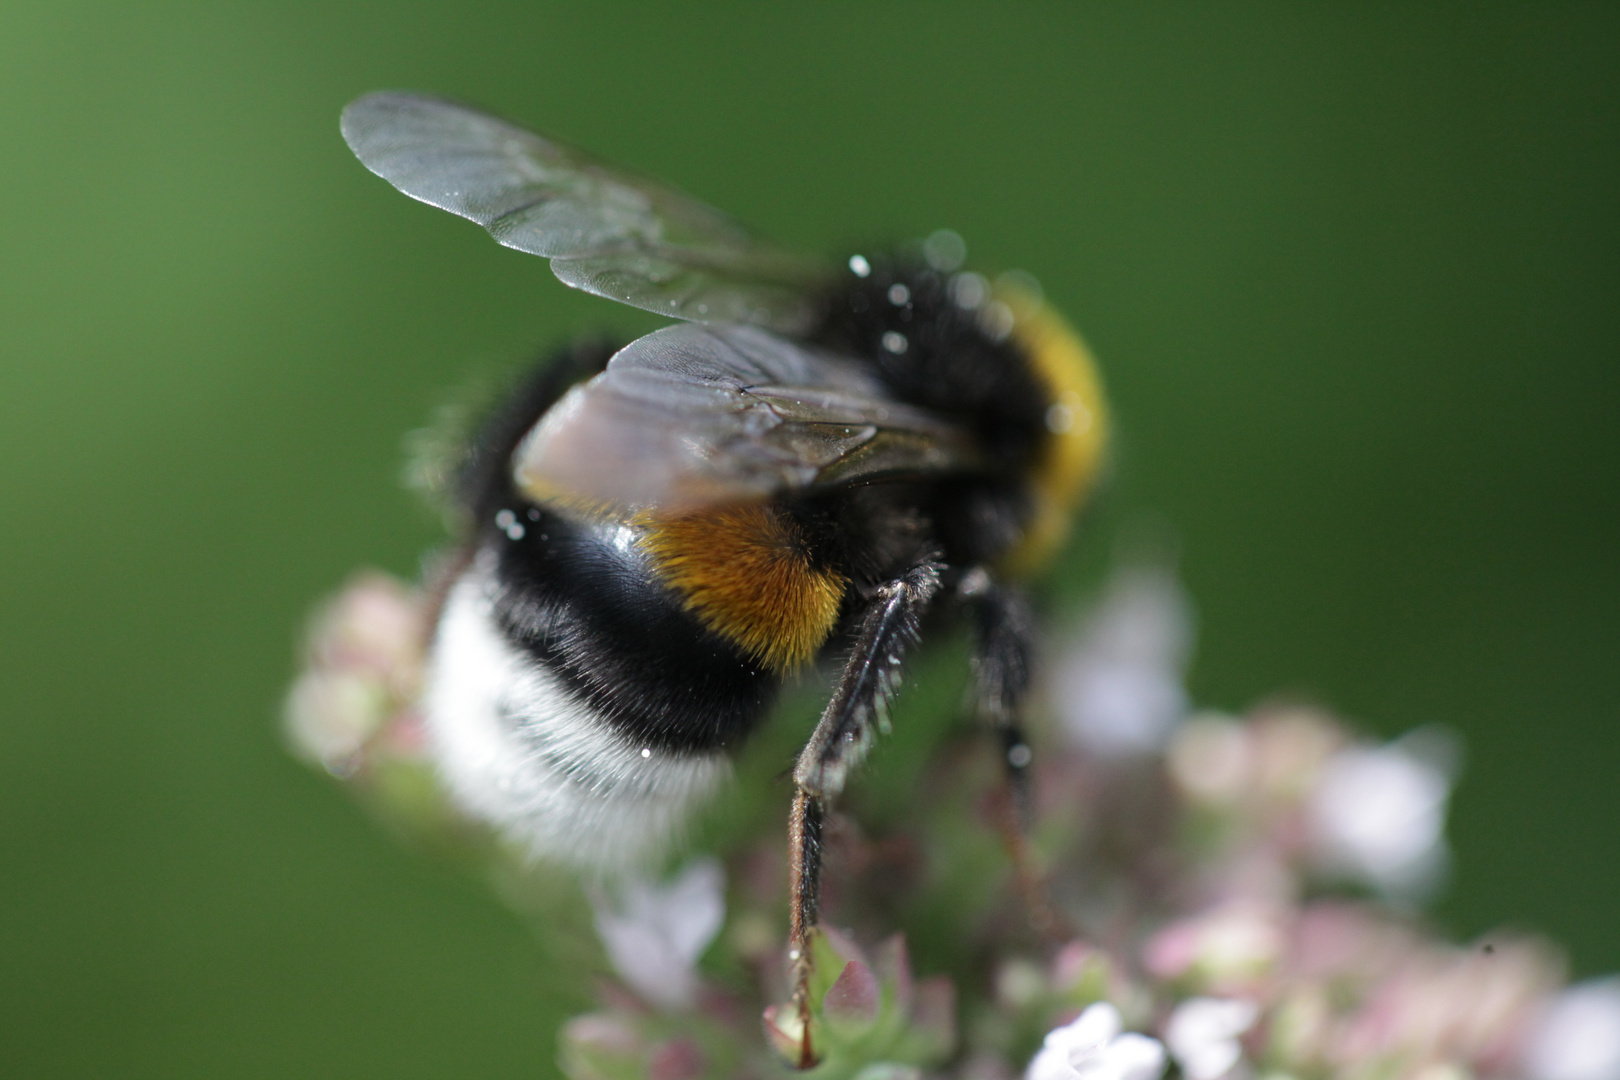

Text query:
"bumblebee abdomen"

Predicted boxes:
[[486, 505, 783, 753], [425, 562, 733, 870]]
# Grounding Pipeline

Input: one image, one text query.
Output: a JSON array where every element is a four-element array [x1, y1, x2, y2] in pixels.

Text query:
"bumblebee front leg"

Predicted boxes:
[[787, 559, 941, 1061]]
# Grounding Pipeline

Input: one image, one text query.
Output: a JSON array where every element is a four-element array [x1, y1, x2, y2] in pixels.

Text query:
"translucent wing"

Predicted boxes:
[[341, 91, 832, 333], [512, 324, 983, 513]]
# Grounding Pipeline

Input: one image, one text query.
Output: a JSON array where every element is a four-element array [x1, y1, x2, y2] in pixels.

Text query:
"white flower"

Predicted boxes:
[[590, 858, 724, 1011], [1308, 728, 1456, 900], [1523, 978, 1620, 1080], [284, 669, 389, 773], [1164, 997, 1259, 1080], [1026, 1002, 1168, 1080], [1055, 565, 1194, 758]]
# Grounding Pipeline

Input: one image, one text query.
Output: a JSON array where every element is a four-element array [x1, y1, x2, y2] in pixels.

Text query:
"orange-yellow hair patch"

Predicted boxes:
[[640, 504, 848, 672]]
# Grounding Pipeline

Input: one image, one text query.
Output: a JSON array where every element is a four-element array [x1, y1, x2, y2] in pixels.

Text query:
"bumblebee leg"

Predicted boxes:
[[958, 568, 1035, 814], [785, 788, 823, 1065], [958, 568, 1063, 936], [787, 559, 942, 1057]]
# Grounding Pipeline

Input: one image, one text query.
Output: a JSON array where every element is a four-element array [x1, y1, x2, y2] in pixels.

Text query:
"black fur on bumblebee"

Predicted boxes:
[[343, 91, 1107, 1059]]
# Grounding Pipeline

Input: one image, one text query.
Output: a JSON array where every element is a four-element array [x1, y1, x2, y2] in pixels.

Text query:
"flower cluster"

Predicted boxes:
[[287, 565, 1620, 1080]]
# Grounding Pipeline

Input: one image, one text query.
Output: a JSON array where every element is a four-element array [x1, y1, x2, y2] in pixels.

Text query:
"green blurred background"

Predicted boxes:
[[2, 3, 1615, 1075]]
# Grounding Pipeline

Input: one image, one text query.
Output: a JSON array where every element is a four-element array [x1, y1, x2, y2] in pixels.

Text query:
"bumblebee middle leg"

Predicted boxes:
[[787, 559, 941, 1061], [958, 567, 1035, 816], [958, 567, 1064, 936]]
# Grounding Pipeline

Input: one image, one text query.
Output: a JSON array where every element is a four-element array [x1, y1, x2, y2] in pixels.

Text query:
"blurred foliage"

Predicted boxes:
[[0, 3, 1615, 1077]]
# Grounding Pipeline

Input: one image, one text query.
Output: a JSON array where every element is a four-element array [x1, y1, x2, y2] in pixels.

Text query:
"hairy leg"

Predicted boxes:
[[787, 560, 941, 1061], [959, 568, 1064, 937]]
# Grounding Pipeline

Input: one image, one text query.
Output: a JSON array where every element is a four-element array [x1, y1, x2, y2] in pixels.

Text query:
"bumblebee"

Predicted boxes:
[[341, 91, 1107, 1042]]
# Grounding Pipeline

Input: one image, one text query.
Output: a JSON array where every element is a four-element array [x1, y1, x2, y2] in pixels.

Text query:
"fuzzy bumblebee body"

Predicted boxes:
[[424, 261, 1103, 869], [341, 92, 1107, 1017]]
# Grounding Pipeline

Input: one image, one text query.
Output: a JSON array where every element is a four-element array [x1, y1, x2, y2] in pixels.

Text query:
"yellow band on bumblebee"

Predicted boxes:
[[998, 286, 1109, 577]]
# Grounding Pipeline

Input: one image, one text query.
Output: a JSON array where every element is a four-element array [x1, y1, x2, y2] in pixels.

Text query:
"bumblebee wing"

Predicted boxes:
[[341, 92, 831, 333], [512, 324, 982, 513]]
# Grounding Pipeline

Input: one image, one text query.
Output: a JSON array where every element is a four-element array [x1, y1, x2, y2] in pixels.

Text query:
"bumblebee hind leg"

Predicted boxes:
[[787, 559, 941, 1065]]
